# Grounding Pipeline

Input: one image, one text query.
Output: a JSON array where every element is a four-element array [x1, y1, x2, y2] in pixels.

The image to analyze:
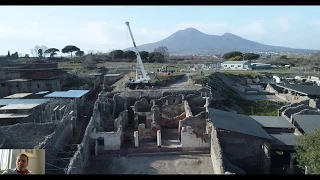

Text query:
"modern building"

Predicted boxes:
[[221, 61, 251, 70]]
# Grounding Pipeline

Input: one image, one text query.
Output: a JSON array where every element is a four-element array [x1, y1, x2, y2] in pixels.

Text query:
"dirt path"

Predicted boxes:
[[83, 154, 214, 174], [168, 73, 201, 90]]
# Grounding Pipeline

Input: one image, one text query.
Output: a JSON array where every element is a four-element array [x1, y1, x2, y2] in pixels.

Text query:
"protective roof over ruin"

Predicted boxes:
[[0, 113, 31, 119], [276, 84, 320, 96], [4, 93, 33, 99], [293, 115, 320, 134], [44, 90, 89, 98], [268, 132, 300, 147], [208, 108, 273, 140], [88, 73, 102, 76], [0, 99, 51, 106], [35, 91, 50, 95], [105, 74, 121, 76], [0, 103, 40, 110], [250, 116, 295, 129], [5, 78, 31, 82]]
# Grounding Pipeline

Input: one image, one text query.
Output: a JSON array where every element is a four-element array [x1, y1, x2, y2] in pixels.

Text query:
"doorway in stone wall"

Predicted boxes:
[[138, 116, 146, 125]]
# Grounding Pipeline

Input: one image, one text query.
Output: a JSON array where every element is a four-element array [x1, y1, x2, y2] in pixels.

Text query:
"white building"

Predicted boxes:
[[221, 61, 251, 70]]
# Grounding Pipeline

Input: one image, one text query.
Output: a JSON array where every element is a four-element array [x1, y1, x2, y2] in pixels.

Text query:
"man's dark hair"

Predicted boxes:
[[17, 153, 29, 163]]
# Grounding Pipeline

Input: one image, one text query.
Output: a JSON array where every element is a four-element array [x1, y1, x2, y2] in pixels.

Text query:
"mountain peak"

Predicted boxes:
[[222, 32, 237, 37], [183, 27, 200, 32]]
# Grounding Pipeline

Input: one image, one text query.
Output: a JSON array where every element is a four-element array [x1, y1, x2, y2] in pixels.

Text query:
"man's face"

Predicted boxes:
[[16, 155, 28, 172]]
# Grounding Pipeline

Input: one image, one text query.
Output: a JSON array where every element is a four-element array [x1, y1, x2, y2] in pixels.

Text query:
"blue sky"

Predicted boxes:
[[1, 6, 320, 56]]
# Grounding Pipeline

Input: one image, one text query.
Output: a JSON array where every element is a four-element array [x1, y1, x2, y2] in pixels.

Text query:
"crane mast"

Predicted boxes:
[[125, 21, 149, 82]]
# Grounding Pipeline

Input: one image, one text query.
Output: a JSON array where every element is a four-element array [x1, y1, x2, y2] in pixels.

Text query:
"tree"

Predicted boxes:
[[140, 51, 149, 63], [123, 50, 136, 60], [230, 55, 243, 61], [75, 50, 85, 57], [154, 46, 169, 57], [280, 55, 288, 60], [222, 51, 243, 60], [40, 45, 48, 57], [30, 45, 47, 57], [38, 49, 43, 58], [7, 51, 10, 57], [294, 128, 320, 174], [109, 50, 124, 60], [11, 52, 19, 59], [149, 52, 165, 63], [24, 54, 29, 58], [61, 45, 80, 58], [81, 55, 95, 69], [244, 53, 260, 61], [44, 48, 60, 57]]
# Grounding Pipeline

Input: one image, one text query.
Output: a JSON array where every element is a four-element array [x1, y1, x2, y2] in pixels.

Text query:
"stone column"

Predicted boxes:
[[157, 130, 161, 148], [95, 139, 98, 155], [262, 143, 271, 174], [134, 131, 139, 147], [289, 153, 294, 174]]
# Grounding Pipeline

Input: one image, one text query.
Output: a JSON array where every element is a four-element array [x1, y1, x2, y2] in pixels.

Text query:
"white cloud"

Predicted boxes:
[[234, 20, 266, 36], [275, 17, 294, 31]]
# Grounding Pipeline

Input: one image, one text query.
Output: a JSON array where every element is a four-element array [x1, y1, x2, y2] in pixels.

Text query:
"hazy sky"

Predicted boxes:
[[1, 5, 320, 56]]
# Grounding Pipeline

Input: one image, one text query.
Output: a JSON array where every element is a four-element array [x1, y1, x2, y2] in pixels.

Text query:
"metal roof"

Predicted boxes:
[[221, 61, 249, 65], [88, 73, 102, 76], [268, 132, 300, 146], [5, 79, 31, 82], [293, 115, 320, 134], [44, 90, 89, 98], [250, 116, 295, 129], [208, 108, 273, 140], [35, 91, 50, 95], [0, 113, 31, 119], [4, 93, 33, 99], [105, 74, 121, 76], [276, 84, 320, 96], [0, 99, 51, 106], [0, 104, 39, 110]]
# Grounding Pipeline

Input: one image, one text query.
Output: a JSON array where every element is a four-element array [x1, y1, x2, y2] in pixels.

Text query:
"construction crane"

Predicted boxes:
[[124, 21, 153, 90]]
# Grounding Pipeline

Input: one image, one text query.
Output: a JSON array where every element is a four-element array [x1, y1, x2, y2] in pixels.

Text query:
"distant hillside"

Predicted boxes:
[[124, 28, 319, 55]]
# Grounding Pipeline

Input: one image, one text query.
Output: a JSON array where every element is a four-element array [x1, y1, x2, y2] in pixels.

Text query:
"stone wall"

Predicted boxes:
[[104, 74, 122, 86], [0, 122, 57, 148], [66, 97, 100, 174], [185, 94, 206, 107], [66, 115, 96, 174], [217, 130, 266, 174], [119, 90, 163, 101], [152, 94, 183, 107], [2, 78, 61, 97], [134, 98, 151, 112], [179, 112, 208, 138], [279, 100, 310, 115], [152, 104, 186, 127], [112, 94, 125, 118], [282, 104, 316, 120], [210, 127, 225, 174]]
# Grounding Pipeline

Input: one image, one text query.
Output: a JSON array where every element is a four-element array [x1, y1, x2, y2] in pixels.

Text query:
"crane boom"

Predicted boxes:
[[125, 21, 148, 81]]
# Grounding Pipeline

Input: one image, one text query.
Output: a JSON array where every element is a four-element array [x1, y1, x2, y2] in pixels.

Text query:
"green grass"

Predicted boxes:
[[58, 62, 82, 69], [240, 100, 286, 116]]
